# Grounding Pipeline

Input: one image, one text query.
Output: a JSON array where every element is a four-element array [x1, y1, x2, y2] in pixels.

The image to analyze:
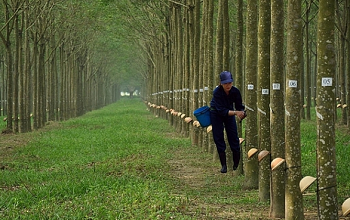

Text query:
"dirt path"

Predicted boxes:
[[167, 143, 329, 220], [167, 146, 272, 220]]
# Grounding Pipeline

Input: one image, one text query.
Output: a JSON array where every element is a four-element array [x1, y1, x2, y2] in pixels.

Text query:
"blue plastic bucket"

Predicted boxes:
[[193, 106, 211, 127]]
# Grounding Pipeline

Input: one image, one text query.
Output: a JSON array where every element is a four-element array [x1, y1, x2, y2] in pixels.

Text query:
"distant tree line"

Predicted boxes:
[[0, 0, 145, 133]]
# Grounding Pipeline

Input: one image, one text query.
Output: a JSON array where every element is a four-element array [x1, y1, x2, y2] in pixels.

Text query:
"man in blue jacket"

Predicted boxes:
[[210, 71, 246, 173]]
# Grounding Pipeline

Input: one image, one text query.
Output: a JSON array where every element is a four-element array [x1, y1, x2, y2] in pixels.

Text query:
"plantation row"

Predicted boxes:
[[145, 99, 350, 219], [139, 1, 347, 219]]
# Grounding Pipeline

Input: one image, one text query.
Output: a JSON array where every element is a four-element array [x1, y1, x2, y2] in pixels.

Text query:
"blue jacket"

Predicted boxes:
[[210, 85, 245, 117]]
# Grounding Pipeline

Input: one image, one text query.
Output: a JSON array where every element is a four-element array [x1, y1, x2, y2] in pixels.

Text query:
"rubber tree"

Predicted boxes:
[[182, 0, 190, 137], [21, 0, 32, 132], [285, 0, 304, 219], [347, 0, 350, 127], [316, 0, 338, 218], [234, 0, 244, 174], [196, 0, 205, 149], [304, 0, 312, 120], [189, 0, 199, 146], [204, 0, 214, 153], [336, 0, 349, 126], [257, 0, 271, 202], [199, 0, 209, 150], [188, 0, 201, 146], [0, 50, 5, 117], [243, 0, 259, 190], [0, 0, 16, 131], [173, 1, 184, 132], [222, 0, 229, 71], [13, 0, 22, 132], [269, 0, 285, 217]]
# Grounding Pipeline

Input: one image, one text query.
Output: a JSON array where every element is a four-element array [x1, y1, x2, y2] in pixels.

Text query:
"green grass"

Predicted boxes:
[[0, 98, 350, 219], [300, 109, 350, 203], [0, 98, 192, 219], [1, 117, 5, 130]]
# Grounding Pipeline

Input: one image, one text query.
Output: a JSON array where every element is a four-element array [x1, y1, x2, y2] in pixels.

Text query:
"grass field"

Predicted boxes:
[[0, 98, 349, 219]]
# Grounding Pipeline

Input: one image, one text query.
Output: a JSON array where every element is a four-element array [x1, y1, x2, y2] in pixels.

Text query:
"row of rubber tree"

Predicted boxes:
[[0, 0, 128, 133], [139, 1, 346, 219]]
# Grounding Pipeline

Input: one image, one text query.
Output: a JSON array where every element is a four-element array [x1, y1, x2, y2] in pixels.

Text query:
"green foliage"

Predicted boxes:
[[88, 0, 150, 91]]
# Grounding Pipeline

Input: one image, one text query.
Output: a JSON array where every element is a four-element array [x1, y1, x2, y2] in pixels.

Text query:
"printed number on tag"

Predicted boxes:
[[272, 83, 280, 90], [288, 80, 297, 88], [322, 78, 332, 87], [247, 84, 254, 90], [262, 89, 269, 94]]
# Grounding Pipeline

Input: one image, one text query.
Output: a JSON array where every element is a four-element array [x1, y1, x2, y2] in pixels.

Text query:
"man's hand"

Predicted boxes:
[[236, 110, 247, 121]]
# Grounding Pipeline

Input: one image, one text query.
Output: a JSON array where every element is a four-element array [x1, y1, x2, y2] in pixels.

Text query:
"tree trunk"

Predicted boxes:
[[182, 2, 190, 137], [347, 0, 350, 127], [234, 0, 244, 173], [5, 43, 13, 131], [190, 0, 200, 146], [269, 0, 285, 218], [0, 2, 14, 131], [257, 0, 271, 202], [305, 0, 312, 120], [24, 0, 32, 131], [59, 43, 65, 121], [243, 0, 259, 190], [335, 0, 348, 125], [205, 0, 214, 153], [285, 0, 304, 219], [214, 0, 224, 77], [0, 55, 5, 118], [339, 35, 346, 125], [33, 35, 39, 130], [198, 0, 207, 150], [13, 10, 20, 132], [222, 0, 229, 71], [175, 1, 183, 133], [38, 38, 46, 128], [76, 50, 85, 117], [18, 6, 27, 133], [48, 33, 57, 121], [316, 0, 338, 218]]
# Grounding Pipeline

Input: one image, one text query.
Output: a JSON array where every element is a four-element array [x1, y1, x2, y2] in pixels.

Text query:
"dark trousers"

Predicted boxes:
[[210, 111, 240, 165]]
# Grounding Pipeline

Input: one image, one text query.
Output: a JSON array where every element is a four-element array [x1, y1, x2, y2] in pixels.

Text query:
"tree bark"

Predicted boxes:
[[347, 0, 350, 127], [205, 0, 214, 154], [13, 6, 21, 133], [0, 2, 14, 131], [190, 0, 200, 146], [234, 0, 244, 174], [285, 0, 304, 219], [214, 0, 224, 77], [243, 0, 259, 190], [257, 0, 271, 202], [316, 0, 338, 218], [305, 0, 312, 120], [269, 0, 285, 217], [222, 0, 229, 71]]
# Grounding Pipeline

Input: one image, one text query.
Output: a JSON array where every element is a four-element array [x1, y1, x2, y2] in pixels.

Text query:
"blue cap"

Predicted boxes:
[[220, 71, 233, 84]]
